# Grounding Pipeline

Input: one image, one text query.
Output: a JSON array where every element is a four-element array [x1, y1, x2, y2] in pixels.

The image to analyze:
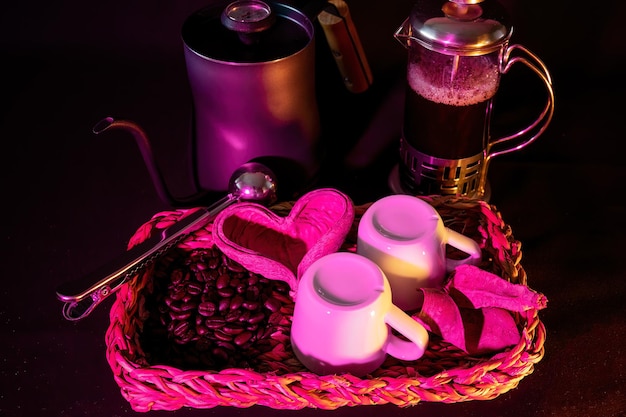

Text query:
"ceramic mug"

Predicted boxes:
[[290, 252, 429, 377], [357, 195, 481, 311]]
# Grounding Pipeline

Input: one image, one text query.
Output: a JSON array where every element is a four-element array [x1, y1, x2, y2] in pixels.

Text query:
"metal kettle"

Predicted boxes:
[[98, 0, 372, 206]]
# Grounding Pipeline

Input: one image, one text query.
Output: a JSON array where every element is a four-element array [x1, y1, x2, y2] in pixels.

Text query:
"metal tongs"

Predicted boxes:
[[55, 162, 277, 321]]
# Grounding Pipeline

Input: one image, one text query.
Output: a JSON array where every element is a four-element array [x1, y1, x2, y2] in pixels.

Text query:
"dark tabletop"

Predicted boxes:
[[2, 0, 625, 416]]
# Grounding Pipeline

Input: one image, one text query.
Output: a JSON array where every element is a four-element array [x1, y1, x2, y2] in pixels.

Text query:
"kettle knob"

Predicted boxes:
[[221, 0, 276, 44]]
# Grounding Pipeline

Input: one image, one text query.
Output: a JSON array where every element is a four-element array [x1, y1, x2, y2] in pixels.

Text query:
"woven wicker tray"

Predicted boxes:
[[105, 195, 546, 411]]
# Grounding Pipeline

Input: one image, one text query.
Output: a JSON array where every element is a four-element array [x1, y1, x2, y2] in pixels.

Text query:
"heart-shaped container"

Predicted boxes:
[[212, 188, 355, 294]]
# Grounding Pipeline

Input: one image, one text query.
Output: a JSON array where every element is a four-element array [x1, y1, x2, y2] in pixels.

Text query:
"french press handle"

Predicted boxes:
[[473, 44, 555, 197], [487, 44, 555, 160]]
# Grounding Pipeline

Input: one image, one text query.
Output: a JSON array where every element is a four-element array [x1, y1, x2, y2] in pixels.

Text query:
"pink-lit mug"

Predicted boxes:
[[291, 252, 429, 377], [357, 195, 482, 311]]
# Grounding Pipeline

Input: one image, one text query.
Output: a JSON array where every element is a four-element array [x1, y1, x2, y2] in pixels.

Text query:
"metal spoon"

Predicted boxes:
[[56, 162, 277, 321]]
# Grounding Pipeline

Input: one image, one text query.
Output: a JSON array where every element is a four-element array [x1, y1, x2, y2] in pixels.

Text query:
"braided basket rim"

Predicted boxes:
[[105, 196, 546, 412]]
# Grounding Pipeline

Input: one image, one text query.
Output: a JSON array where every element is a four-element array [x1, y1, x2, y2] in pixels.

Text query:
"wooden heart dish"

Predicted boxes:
[[213, 188, 355, 294]]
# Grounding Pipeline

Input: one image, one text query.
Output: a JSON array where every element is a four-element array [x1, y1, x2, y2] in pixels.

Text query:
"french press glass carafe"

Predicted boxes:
[[393, 0, 554, 198]]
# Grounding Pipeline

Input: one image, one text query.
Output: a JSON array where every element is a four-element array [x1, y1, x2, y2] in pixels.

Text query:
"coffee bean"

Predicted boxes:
[[216, 340, 235, 351], [207, 256, 219, 269], [218, 287, 235, 298], [214, 329, 232, 342], [169, 311, 192, 321], [260, 326, 276, 339], [218, 298, 231, 313], [200, 269, 217, 283], [237, 310, 251, 323], [198, 301, 217, 317], [223, 324, 244, 335], [205, 318, 226, 329], [234, 331, 253, 346], [271, 291, 293, 304], [225, 310, 241, 322], [264, 297, 281, 313], [242, 300, 260, 311], [147, 246, 298, 372], [246, 286, 260, 300], [167, 301, 183, 313], [187, 282, 203, 295], [196, 324, 209, 336], [216, 273, 230, 289], [268, 312, 283, 326], [169, 290, 186, 301], [229, 295, 244, 311], [274, 282, 290, 293], [171, 269, 184, 285], [248, 312, 266, 325], [225, 260, 245, 273], [179, 301, 198, 312], [193, 261, 207, 271], [173, 321, 190, 338]]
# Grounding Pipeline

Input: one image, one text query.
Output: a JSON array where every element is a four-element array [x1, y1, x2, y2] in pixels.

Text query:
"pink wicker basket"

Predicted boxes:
[[105, 195, 546, 411]]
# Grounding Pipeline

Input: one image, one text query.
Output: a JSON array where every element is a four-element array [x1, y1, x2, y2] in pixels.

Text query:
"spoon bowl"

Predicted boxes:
[[230, 162, 277, 204]]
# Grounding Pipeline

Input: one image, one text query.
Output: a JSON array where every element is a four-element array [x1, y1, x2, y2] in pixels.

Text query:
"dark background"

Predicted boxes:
[[1, 0, 625, 416]]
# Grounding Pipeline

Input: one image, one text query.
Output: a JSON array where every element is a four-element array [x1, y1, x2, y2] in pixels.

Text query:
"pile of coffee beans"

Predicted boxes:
[[139, 246, 294, 371]]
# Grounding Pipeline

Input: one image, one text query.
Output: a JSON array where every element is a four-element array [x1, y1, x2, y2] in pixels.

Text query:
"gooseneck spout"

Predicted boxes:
[[56, 161, 278, 320], [92, 117, 209, 207]]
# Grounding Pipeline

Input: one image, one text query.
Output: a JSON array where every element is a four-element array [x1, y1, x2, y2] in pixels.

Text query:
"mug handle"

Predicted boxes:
[[444, 228, 482, 272], [384, 305, 429, 361]]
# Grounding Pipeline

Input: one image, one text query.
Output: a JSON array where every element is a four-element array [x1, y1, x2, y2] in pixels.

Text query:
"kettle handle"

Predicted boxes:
[[318, 0, 373, 93]]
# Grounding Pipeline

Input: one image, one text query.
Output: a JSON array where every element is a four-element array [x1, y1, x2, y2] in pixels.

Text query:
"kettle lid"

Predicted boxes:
[[408, 0, 512, 55], [183, 1, 314, 64]]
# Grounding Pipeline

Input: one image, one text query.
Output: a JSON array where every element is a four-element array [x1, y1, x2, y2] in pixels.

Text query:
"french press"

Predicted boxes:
[[393, 0, 554, 198]]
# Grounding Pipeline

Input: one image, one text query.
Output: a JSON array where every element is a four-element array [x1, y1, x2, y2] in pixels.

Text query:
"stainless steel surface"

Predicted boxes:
[[399, 137, 485, 196], [394, 0, 511, 55]]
